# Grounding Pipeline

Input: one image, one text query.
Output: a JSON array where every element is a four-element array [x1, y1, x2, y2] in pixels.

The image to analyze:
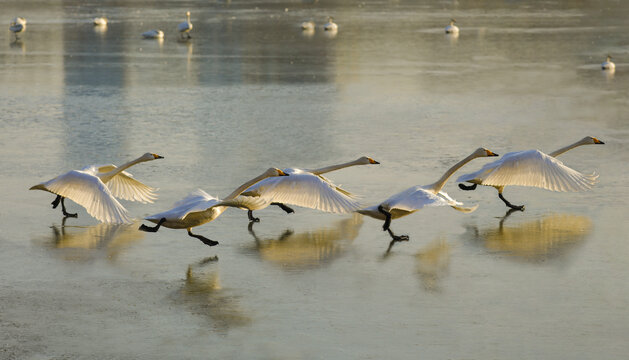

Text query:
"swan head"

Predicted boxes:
[[606, 54, 612, 62], [141, 152, 165, 161], [357, 156, 380, 165], [583, 136, 605, 145], [186, 11, 191, 17], [450, 18, 456, 25], [327, 16, 334, 23], [265, 168, 289, 177], [474, 148, 499, 157]]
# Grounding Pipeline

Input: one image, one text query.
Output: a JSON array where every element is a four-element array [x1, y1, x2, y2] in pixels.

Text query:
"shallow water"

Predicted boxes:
[[1, 0, 628, 358]]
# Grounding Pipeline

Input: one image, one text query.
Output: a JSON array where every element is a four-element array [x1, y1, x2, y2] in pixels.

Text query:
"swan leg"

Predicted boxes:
[[51, 195, 61, 209], [378, 205, 393, 231], [498, 193, 525, 211], [271, 202, 295, 214], [247, 210, 260, 223], [387, 228, 409, 242], [61, 198, 78, 218], [187, 229, 219, 247], [458, 183, 478, 191], [139, 218, 166, 232]]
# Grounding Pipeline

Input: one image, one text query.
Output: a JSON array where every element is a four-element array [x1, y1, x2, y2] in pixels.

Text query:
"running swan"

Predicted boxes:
[[358, 148, 498, 244], [30, 153, 164, 223], [138, 168, 288, 247], [233, 156, 380, 223], [178, 11, 193, 39], [457, 136, 604, 210], [9, 17, 26, 39]]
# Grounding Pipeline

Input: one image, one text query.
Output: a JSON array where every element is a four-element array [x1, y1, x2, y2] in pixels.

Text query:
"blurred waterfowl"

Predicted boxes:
[[358, 148, 498, 245], [30, 153, 164, 224], [301, 20, 315, 31], [601, 55, 615, 71], [445, 18, 459, 34], [457, 136, 604, 210], [9, 17, 26, 39], [235, 156, 380, 223], [142, 29, 164, 39], [92, 17, 108, 26], [178, 11, 193, 39], [138, 168, 288, 247], [323, 16, 338, 32]]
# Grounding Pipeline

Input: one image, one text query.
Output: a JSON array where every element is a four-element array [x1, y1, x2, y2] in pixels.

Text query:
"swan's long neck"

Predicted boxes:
[[425, 152, 480, 193], [187, 13, 191, 23], [224, 172, 274, 201], [99, 156, 148, 183], [310, 159, 363, 175], [548, 139, 588, 158]]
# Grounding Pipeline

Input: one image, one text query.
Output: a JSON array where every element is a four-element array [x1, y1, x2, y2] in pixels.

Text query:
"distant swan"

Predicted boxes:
[[301, 20, 315, 31], [358, 148, 498, 244], [234, 156, 380, 223], [445, 18, 459, 34], [324, 17, 338, 32], [30, 153, 164, 223], [93, 17, 108, 26], [178, 11, 193, 39], [9, 17, 26, 39], [138, 168, 288, 247], [142, 29, 164, 39], [457, 136, 604, 210], [601, 55, 615, 71]]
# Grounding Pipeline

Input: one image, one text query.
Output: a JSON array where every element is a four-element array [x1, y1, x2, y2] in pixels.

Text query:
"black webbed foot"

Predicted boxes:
[[60, 198, 77, 218], [187, 229, 219, 247], [139, 218, 166, 232], [247, 210, 260, 223], [458, 183, 478, 191], [498, 194, 525, 211], [271, 202, 295, 214]]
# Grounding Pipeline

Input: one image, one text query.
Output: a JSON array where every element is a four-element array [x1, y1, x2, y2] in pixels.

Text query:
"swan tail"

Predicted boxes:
[[450, 204, 479, 213], [29, 184, 47, 191]]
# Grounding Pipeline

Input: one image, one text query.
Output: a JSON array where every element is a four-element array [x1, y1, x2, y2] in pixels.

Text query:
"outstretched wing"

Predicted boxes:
[[146, 189, 220, 221], [385, 186, 451, 212], [37, 170, 131, 224], [96, 165, 158, 203]]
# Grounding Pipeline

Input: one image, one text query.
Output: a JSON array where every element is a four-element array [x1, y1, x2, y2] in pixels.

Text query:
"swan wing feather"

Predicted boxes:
[[385, 186, 451, 212], [96, 165, 158, 203]]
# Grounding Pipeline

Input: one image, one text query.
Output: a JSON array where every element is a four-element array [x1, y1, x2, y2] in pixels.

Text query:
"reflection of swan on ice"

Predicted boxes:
[[246, 214, 363, 270], [415, 237, 450, 292], [463, 211, 592, 262]]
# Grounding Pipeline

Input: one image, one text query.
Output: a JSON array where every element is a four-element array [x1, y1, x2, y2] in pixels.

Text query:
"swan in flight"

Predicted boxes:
[[93, 17, 108, 26], [142, 29, 164, 39], [358, 148, 498, 244], [445, 18, 459, 34], [323, 17, 338, 32], [301, 20, 315, 31], [457, 136, 604, 210], [30, 153, 164, 223], [234, 156, 380, 223], [138, 168, 288, 247], [9, 17, 26, 39], [601, 55, 615, 71], [178, 11, 193, 39]]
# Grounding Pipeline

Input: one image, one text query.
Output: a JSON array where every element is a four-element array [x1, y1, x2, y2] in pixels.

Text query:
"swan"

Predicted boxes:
[[9, 17, 26, 39], [323, 17, 338, 32], [601, 55, 615, 71], [233, 156, 380, 223], [138, 168, 289, 247], [178, 11, 193, 39], [93, 17, 108, 26], [457, 136, 604, 210], [30, 153, 164, 223], [358, 148, 498, 244], [142, 29, 164, 39], [301, 20, 315, 31], [445, 18, 459, 34]]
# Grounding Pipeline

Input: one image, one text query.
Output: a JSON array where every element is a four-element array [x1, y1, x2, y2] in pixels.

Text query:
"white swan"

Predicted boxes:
[[445, 18, 459, 34], [323, 17, 338, 32], [457, 136, 604, 210], [601, 55, 615, 71], [138, 168, 288, 247], [178, 11, 193, 39], [30, 153, 164, 223], [142, 29, 164, 39], [232, 156, 380, 223], [9, 17, 26, 39], [358, 148, 498, 244], [93, 17, 108, 26], [301, 20, 315, 31]]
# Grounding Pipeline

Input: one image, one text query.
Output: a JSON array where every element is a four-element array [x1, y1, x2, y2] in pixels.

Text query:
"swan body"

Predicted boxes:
[[30, 153, 164, 224], [235, 156, 380, 222], [9, 17, 26, 37], [93, 17, 108, 26], [142, 29, 164, 39], [178, 11, 193, 39], [139, 168, 289, 246], [323, 17, 338, 32], [301, 20, 315, 31], [457, 136, 604, 210], [601, 55, 615, 71], [445, 18, 459, 34], [358, 148, 498, 245]]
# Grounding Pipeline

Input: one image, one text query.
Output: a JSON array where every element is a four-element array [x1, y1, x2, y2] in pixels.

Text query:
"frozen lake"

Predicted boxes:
[[1, 0, 628, 358]]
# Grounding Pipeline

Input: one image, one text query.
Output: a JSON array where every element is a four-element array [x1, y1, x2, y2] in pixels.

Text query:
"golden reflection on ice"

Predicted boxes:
[[172, 257, 252, 331], [445, 32, 459, 45], [43, 221, 144, 262], [467, 212, 592, 262], [92, 24, 107, 36], [415, 237, 450, 292], [247, 214, 363, 270]]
